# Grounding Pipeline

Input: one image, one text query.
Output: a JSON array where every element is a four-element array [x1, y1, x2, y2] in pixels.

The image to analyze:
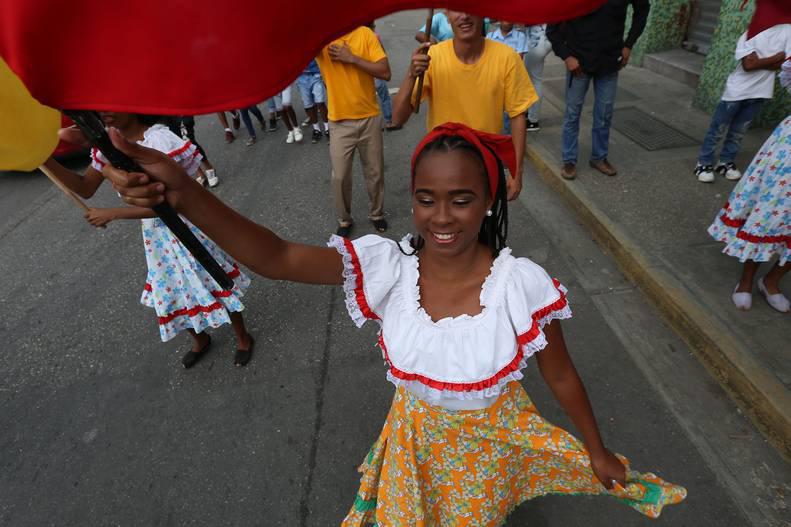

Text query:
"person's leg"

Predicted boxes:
[[239, 108, 257, 145], [590, 71, 618, 162], [719, 99, 764, 165], [217, 112, 234, 143], [180, 328, 212, 368], [525, 36, 551, 123], [185, 328, 210, 353], [229, 311, 252, 349], [763, 261, 790, 292], [248, 105, 265, 126], [736, 260, 761, 293], [561, 71, 591, 165], [375, 78, 393, 124], [318, 103, 330, 132], [329, 120, 357, 227], [357, 115, 386, 223], [697, 100, 739, 165]]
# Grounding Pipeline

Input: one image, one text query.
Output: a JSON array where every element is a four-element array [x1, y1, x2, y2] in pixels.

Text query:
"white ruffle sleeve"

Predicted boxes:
[[89, 123, 202, 178], [327, 234, 402, 328]]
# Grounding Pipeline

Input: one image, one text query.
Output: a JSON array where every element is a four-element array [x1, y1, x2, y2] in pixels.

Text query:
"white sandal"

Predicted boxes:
[[731, 284, 753, 311], [757, 277, 790, 313]]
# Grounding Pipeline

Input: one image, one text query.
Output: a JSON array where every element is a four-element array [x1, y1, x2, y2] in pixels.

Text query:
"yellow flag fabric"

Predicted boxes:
[[0, 57, 60, 171]]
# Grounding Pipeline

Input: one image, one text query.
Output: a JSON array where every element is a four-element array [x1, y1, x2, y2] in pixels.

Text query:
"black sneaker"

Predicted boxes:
[[311, 129, 322, 143], [694, 163, 715, 183], [324, 129, 330, 143], [526, 120, 540, 132], [336, 224, 352, 238], [267, 118, 278, 132], [372, 218, 388, 232]]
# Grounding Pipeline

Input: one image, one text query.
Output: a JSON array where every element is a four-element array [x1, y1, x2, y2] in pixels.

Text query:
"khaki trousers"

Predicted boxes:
[[329, 115, 385, 225]]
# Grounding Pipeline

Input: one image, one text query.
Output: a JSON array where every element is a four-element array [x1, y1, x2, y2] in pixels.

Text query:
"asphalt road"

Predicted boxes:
[[1, 10, 787, 527]]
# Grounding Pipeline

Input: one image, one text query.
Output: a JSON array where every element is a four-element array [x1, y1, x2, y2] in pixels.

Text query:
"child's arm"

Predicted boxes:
[[84, 206, 155, 228], [100, 128, 345, 286], [742, 51, 786, 71], [536, 320, 626, 489], [43, 157, 105, 199]]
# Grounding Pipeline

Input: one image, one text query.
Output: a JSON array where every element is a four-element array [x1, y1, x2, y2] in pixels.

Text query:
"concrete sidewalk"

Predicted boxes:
[[524, 55, 791, 460]]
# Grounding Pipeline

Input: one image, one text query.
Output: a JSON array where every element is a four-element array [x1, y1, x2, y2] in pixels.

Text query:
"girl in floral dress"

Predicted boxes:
[[708, 60, 791, 313], [103, 121, 686, 525], [44, 112, 255, 368]]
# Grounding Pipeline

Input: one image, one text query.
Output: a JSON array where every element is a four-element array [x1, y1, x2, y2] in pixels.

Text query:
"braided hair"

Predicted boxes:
[[402, 134, 509, 257]]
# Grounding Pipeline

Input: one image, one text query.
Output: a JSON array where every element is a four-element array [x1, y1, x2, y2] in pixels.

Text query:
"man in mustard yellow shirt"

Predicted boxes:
[[393, 11, 537, 200], [316, 25, 391, 237]]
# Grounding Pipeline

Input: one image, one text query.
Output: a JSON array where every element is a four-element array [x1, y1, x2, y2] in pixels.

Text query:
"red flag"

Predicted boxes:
[[0, 1, 604, 115]]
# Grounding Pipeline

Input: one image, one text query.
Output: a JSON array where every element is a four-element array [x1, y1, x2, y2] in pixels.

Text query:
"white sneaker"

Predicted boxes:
[[757, 277, 790, 313], [205, 169, 219, 188], [731, 284, 752, 310], [286, 130, 295, 144], [695, 163, 715, 183], [715, 162, 742, 181], [293, 128, 303, 143]]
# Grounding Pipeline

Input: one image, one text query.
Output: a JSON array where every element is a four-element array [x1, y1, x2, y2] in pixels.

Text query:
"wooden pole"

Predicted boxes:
[[413, 8, 434, 114], [38, 164, 89, 211]]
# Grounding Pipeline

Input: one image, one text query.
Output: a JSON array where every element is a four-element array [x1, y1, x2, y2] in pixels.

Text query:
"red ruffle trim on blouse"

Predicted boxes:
[[343, 237, 381, 321]]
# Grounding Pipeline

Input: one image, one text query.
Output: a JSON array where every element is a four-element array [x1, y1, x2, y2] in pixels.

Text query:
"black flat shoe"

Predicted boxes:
[[181, 334, 211, 369], [234, 334, 255, 367]]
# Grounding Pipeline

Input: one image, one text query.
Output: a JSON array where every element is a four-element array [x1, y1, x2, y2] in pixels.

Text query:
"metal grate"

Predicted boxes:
[[612, 107, 699, 151]]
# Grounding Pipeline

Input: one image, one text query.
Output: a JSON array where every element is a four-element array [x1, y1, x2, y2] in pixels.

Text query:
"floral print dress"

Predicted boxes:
[[329, 234, 686, 526], [91, 124, 250, 342]]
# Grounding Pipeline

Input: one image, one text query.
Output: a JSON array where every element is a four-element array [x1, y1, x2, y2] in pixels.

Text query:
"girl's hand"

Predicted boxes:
[[101, 127, 195, 210], [58, 124, 90, 148], [590, 449, 626, 490], [84, 208, 113, 228]]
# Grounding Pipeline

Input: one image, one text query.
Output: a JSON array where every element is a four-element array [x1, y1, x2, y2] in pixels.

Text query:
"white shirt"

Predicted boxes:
[[328, 234, 572, 411], [722, 25, 791, 101]]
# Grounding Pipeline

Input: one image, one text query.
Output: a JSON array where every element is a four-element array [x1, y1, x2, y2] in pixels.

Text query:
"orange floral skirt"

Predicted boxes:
[[342, 382, 686, 526]]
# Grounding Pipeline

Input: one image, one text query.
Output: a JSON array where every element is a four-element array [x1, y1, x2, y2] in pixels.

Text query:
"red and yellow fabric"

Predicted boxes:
[[343, 382, 687, 526], [0, 57, 59, 171]]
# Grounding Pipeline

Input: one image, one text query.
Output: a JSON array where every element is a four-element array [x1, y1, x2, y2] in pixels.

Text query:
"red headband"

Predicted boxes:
[[410, 122, 517, 197]]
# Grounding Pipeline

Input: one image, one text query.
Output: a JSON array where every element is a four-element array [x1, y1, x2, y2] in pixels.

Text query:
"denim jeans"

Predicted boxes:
[[240, 105, 265, 138], [375, 78, 392, 123], [525, 29, 551, 122], [697, 99, 764, 165], [562, 71, 618, 164]]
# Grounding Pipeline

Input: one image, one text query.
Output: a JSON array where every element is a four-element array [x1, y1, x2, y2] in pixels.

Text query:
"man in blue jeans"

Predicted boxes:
[[547, 0, 650, 180]]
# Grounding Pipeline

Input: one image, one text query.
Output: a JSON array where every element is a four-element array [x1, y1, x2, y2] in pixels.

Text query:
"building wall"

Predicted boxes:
[[693, 0, 789, 126], [630, 0, 691, 65]]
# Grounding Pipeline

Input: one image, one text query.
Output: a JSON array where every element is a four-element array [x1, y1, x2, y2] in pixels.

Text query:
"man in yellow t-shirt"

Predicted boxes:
[[316, 25, 391, 237], [392, 11, 537, 200]]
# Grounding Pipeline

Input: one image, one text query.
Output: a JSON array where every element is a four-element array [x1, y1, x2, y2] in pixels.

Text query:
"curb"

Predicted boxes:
[[525, 141, 791, 461]]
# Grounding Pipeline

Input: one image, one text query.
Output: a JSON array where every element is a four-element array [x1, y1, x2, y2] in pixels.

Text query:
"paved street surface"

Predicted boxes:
[[1, 11, 788, 527]]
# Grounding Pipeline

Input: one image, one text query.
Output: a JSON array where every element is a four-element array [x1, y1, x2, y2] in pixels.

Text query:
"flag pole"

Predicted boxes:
[[413, 8, 434, 114], [38, 164, 90, 211]]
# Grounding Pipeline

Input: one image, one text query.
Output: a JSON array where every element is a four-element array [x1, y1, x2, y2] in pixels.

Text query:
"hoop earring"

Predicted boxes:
[[486, 209, 493, 217]]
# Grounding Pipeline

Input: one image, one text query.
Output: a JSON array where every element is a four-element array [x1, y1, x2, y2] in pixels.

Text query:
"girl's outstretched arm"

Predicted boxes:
[[536, 320, 626, 489], [43, 157, 105, 199], [101, 128, 344, 285], [84, 206, 156, 228]]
